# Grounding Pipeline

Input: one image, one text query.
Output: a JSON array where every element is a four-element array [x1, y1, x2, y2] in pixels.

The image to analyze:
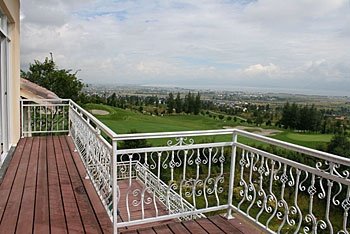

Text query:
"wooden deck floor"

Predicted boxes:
[[0, 136, 264, 234], [121, 214, 256, 234], [0, 136, 112, 234]]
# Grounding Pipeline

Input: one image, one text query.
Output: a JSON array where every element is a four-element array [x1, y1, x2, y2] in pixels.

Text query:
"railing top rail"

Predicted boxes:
[[113, 129, 235, 141], [233, 129, 350, 166], [20, 98, 70, 103], [69, 99, 118, 139]]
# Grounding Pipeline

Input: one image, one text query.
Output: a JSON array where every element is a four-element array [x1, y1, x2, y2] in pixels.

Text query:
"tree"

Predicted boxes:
[[167, 92, 175, 114], [255, 114, 263, 126], [193, 92, 201, 115], [119, 129, 149, 149], [175, 92, 182, 113], [280, 102, 323, 132], [107, 93, 117, 107], [21, 55, 83, 101], [327, 134, 350, 158], [266, 119, 272, 126], [183, 92, 190, 113]]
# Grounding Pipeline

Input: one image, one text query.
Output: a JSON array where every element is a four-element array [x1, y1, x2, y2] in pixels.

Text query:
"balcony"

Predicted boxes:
[[0, 99, 349, 233]]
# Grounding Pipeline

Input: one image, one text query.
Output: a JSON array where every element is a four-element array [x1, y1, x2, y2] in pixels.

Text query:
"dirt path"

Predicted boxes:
[[223, 126, 282, 136]]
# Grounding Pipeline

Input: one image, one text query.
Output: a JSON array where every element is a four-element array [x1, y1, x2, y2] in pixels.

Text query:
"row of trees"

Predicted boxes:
[[279, 102, 322, 132], [167, 92, 201, 115]]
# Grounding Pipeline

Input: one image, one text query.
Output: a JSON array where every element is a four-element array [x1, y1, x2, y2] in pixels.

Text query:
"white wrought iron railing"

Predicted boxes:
[[20, 99, 70, 136], [20, 99, 350, 234]]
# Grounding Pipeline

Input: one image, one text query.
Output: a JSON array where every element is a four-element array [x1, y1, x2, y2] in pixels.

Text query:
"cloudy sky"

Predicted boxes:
[[21, 0, 350, 95]]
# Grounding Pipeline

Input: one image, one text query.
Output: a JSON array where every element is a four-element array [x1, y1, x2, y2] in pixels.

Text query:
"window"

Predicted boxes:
[[0, 11, 10, 163]]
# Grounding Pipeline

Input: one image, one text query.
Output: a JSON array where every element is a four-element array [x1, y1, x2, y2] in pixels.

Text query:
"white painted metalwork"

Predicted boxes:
[[69, 100, 114, 219], [21, 99, 350, 234], [20, 99, 70, 136]]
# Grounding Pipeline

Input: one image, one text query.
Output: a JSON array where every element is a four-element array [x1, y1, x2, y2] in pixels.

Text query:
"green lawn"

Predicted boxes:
[[85, 103, 230, 134], [272, 131, 332, 148], [85, 104, 333, 149]]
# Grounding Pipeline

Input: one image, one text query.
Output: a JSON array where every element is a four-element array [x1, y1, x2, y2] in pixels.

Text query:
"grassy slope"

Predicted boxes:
[[85, 103, 333, 148], [85, 103, 228, 133], [272, 131, 332, 148]]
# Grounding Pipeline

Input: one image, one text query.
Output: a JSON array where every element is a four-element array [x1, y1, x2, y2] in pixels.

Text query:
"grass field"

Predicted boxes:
[[273, 131, 332, 148], [85, 103, 333, 149], [85, 103, 229, 133]]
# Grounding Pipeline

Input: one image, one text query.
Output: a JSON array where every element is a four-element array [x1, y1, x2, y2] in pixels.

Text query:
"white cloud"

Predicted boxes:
[[20, 0, 350, 95], [136, 60, 178, 75], [244, 63, 279, 76]]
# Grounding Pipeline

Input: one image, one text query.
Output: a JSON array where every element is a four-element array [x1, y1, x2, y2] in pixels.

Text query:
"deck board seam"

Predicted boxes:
[[51, 135, 69, 232], [0, 138, 27, 224], [59, 136, 104, 233], [16, 136, 40, 232], [55, 136, 87, 232], [57, 136, 87, 233], [63, 136, 104, 231], [64, 135, 113, 233], [34, 136, 50, 233], [14, 138, 34, 233]]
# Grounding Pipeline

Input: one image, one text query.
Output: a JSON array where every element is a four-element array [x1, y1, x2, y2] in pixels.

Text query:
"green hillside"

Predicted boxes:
[[84, 103, 333, 149]]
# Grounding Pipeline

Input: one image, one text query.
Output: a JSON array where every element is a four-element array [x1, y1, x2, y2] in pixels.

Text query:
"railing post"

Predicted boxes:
[[68, 101, 71, 136], [226, 131, 237, 219], [20, 100, 24, 138], [112, 139, 118, 234]]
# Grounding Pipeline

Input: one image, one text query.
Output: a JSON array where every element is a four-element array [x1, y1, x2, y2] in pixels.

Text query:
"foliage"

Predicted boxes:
[[279, 102, 322, 132], [167, 91, 201, 115], [167, 92, 175, 113], [118, 129, 149, 149], [327, 134, 350, 158], [21, 56, 83, 101]]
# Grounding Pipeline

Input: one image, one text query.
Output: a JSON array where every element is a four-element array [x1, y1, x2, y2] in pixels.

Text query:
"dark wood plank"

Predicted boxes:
[[33, 137, 50, 233], [53, 136, 85, 233], [65, 135, 113, 233], [168, 222, 191, 234], [16, 137, 40, 233], [182, 220, 208, 233], [196, 218, 224, 234], [137, 227, 157, 234], [153, 224, 174, 234], [0, 137, 33, 233], [120, 229, 138, 234], [59, 136, 102, 233], [208, 215, 243, 234], [47, 136, 68, 234], [0, 138, 26, 223]]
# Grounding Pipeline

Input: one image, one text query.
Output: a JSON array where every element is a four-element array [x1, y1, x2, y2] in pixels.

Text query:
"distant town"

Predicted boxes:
[[84, 83, 350, 117]]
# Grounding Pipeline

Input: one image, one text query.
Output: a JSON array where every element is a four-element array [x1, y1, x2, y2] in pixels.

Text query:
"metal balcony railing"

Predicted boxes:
[[20, 99, 350, 234]]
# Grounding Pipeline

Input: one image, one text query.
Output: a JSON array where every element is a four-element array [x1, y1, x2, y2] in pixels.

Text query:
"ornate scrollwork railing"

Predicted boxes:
[[114, 132, 236, 228], [114, 130, 350, 233], [232, 130, 350, 234], [69, 101, 115, 217]]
